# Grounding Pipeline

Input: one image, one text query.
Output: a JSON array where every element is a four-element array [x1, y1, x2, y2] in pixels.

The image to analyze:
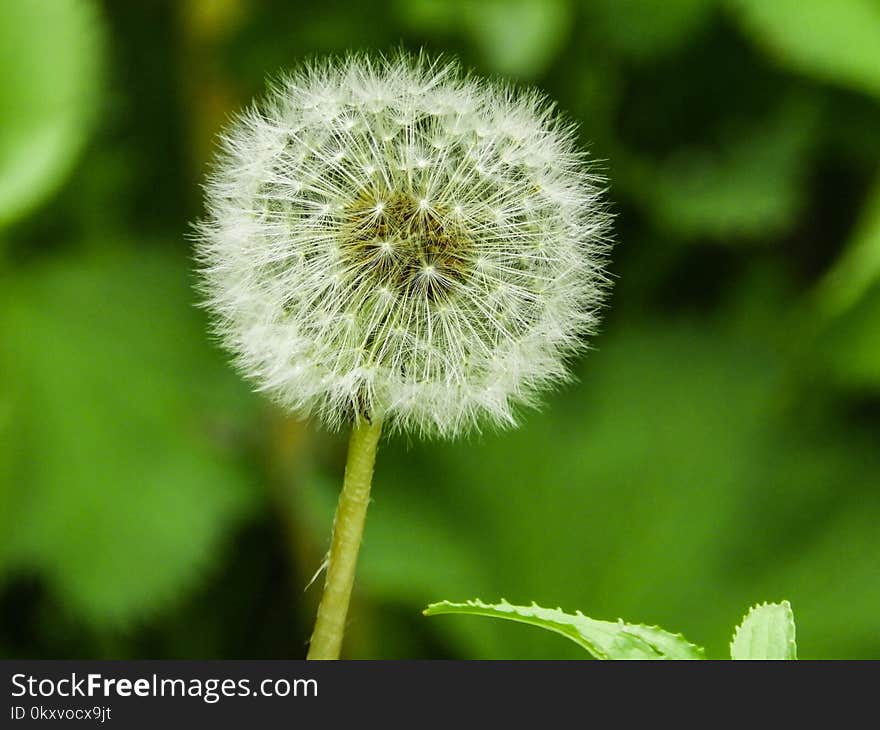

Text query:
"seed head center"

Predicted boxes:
[[343, 190, 472, 299]]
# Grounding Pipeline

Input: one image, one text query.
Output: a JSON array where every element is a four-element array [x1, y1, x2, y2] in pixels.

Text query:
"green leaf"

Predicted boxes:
[[817, 178, 880, 318], [395, 0, 573, 78], [424, 599, 705, 659], [465, 0, 573, 78], [641, 98, 816, 240], [821, 281, 880, 388], [813, 180, 880, 388], [587, 0, 713, 61], [0, 0, 104, 228], [727, 0, 880, 97], [730, 601, 797, 660], [0, 249, 259, 624]]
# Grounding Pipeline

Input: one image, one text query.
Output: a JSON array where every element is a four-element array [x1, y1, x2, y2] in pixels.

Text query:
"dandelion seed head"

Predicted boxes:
[[196, 52, 612, 437]]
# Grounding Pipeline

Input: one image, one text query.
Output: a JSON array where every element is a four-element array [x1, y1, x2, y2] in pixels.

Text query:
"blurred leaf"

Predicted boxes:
[[730, 601, 797, 659], [587, 0, 713, 60], [0, 249, 259, 624], [396, 0, 573, 78], [394, 0, 457, 32], [640, 99, 817, 240], [817, 179, 880, 318], [425, 599, 706, 659], [0, 0, 104, 229], [727, 0, 880, 97], [0, 395, 12, 560], [466, 0, 572, 78], [815, 180, 880, 388], [820, 281, 880, 388]]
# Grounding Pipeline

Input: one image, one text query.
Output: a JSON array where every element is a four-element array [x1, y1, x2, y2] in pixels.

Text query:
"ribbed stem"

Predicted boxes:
[[306, 418, 382, 659]]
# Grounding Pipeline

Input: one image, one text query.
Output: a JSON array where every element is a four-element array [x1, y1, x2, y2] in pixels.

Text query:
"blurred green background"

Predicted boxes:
[[1, 0, 879, 660]]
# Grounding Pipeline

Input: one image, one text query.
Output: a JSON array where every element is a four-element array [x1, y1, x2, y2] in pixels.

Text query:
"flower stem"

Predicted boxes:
[[307, 418, 382, 659]]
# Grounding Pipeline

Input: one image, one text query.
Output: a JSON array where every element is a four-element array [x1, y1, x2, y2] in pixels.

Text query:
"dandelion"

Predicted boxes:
[[195, 53, 612, 659]]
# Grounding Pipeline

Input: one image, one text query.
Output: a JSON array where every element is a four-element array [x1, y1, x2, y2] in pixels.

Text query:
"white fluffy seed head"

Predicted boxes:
[[195, 53, 612, 438]]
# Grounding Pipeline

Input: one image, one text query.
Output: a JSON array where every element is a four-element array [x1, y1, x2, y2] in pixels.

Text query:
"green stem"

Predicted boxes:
[[307, 418, 383, 659]]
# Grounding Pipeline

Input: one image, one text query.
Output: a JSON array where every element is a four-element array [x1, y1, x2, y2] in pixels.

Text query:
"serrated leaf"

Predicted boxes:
[[0, 249, 259, 624], [0, 0, 104, 228], [727, 0, 880, 98], [730, 601, 797, 660], [424, 599, 705, 659]]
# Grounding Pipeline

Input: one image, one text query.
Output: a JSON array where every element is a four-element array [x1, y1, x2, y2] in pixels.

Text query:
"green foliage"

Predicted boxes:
[[1, 0, 879, 660], [587, 0, 713, 61], [730, 601, 797, 660], [0, 0, 104, 229], [426, 599, 798, 659], [639, 99, 817, 240], [822, 282, 880, 388], [424, 599, 705, 659], [728, 0, 880, 97], [396, 0, 573, 78], [816, 179, 880, 388], [818, 179, 880, 317], [0, 251, 259, 624]]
